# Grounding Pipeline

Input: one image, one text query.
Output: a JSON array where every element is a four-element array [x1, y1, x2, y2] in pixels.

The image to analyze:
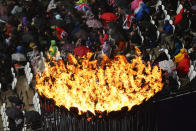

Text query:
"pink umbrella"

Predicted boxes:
[[131, 0, 143, 11], [86, 19, 102, 28]]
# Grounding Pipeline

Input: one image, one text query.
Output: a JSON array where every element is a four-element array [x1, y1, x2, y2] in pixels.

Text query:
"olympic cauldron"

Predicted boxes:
[[35, 49, 163, 131]]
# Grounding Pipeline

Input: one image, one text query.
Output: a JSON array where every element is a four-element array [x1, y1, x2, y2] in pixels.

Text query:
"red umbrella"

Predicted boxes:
[[100, 13, 117, 22], [74, 45, 91, 57]]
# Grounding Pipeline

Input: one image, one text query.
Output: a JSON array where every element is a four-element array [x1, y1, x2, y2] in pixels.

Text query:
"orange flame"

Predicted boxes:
[[35, 48, 163, 115]]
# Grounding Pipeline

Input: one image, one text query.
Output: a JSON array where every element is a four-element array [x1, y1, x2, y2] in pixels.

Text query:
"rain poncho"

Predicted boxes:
[[12, 46, 26, 62], [56, 27, 67, 40], [174, 48, 186, 63], [76, 0, 88, 4], [123, 14, 134, 30], [163, 20, 173, 34], [176, 53, 190, 77], [102, 42, 112, 57], [115, 41, 126, 52], [49, 40, 57, 56], [135, 4, 149, 21], [174, 9, 183, 25], [22, 17, 28, 30], [172, 42, 183, 58]]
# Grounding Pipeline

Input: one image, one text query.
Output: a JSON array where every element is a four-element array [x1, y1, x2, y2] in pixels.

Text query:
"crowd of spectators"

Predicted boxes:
[[0, 0, 196, 130]]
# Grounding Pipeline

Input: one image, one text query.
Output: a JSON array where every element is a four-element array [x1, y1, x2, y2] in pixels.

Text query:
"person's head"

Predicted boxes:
[[132, 24, 137, 30], [77, 38, 81, 43], [129, 40, 134, 47], [16, 46, 24, 54], [192, 37, 196, 49], [145, 28, 149, 32], [164, 20, 169, 25], [158, 5, 162, 10], [29, 42, 35, 48], [99, 33, 103, 38], [52, 30, 56, 37], [153, 15, 157, 20], [60, 40, 65, 45], [130, 31, 135, 36]]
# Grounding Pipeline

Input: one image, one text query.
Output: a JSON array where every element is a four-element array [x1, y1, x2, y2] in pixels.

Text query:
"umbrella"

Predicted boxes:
[[131, 0, 143, 11], [86, 19, 102, 28], [22, 32, 34, 44], [74, 45, 91, 57], [12, 53, 26, 62], [101, 13, 118, 21], [25, 111, 41, 123], [191, 5, 196, 11], [73, 28, 89, 40], [57, 1, 75, 12], [111, 33, 126, 41], [64, 23, 75, 34], [71, 25, 81, 35], [74, 3, 91, 12], [108, 22, 127, 41], [158, 60, 176, 73], [61, 43, 75, 59], [76, 0, 88, 4], [8, 96, 23, 105], [6, 107, 23, 120]]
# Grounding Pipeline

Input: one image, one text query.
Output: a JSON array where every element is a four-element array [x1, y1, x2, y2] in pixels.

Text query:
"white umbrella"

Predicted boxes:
[[12, 53, 26, 62], [159, 60, 176, 73]]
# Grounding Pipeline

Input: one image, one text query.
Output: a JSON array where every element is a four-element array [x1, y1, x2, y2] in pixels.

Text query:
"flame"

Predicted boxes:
[[35, 48, 163, 115]]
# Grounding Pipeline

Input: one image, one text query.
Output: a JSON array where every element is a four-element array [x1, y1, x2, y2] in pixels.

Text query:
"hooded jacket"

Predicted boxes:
[[174, 9, 183, 25], [176, 52, 190, 77], [49, 40, 57, 56], [172, 42, 182, 58], [163, 20, 173, 34]]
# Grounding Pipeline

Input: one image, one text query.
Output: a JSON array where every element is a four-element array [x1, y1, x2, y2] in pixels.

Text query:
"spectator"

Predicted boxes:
[[49, 40, 57, 56]]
